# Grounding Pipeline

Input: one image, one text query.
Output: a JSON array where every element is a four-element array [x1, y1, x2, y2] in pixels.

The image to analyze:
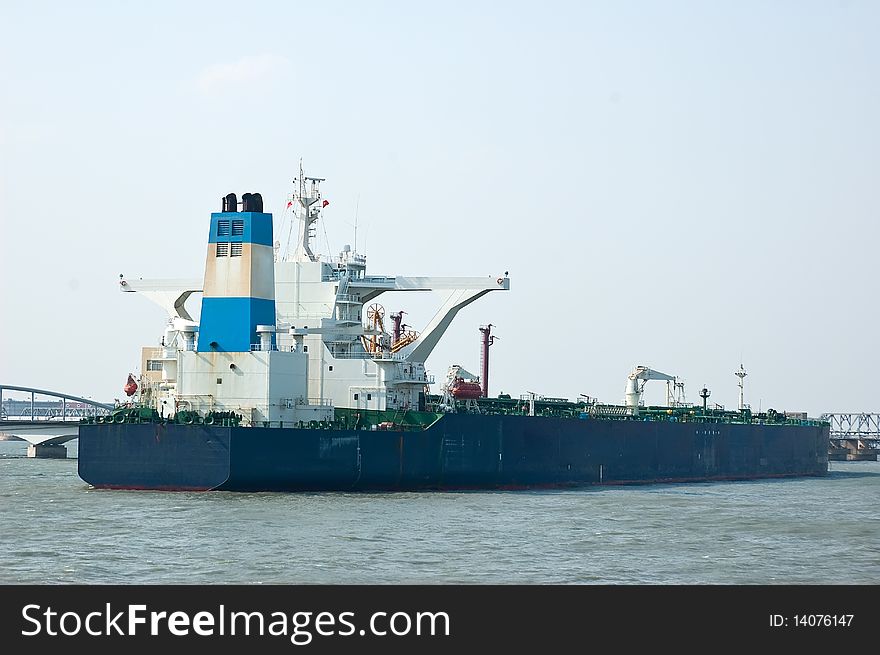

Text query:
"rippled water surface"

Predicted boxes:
[[1, 441, 877, 583]]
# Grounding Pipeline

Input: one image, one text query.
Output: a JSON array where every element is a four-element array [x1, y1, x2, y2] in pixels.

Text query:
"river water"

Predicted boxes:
[[0, 440, 877, 584]]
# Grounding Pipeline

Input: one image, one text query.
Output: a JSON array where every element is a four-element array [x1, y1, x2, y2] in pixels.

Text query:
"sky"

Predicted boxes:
[[1, 0, 878, 416]]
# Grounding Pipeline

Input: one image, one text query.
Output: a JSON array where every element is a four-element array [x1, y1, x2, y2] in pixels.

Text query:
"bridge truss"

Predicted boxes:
[[820, 413, 880, 446], [0, 384, 113, 422]]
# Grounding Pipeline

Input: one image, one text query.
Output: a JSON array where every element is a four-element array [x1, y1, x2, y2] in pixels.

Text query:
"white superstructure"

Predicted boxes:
[[121, 164, 510, 423]]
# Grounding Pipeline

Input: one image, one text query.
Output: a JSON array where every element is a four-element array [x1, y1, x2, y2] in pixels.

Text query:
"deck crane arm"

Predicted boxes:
[[624, 365, 683, 410]]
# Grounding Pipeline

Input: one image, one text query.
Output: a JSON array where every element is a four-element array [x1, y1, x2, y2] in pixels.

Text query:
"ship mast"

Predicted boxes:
[[735, 364, 747, 410], [293, 160, 326, 263]]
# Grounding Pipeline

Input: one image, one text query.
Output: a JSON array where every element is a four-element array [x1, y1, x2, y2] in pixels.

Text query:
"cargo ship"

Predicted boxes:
[[77, 166, 829, 491]]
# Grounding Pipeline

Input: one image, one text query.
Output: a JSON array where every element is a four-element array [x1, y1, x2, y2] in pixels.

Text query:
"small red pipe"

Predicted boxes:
[[479, 325, 495, 398], [391, 311, 405, 345]]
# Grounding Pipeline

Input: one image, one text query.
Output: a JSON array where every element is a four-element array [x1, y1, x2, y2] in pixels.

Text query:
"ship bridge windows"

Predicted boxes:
[[231, 242, 243, 257], [217, 220, 231, 236], [231, 219, 244, 236], [146, 360, 163, 371]]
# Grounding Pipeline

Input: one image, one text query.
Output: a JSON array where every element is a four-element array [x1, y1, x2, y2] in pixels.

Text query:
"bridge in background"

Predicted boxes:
[[819, 413, 880, 461], [0, 384, 114, 458]]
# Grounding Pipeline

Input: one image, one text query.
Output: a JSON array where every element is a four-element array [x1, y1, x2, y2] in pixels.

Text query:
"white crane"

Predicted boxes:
[[624, 365, 686, 412]]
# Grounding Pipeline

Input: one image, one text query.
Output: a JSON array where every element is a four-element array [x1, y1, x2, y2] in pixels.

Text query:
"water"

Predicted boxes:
[[1, 440, 878, 584]]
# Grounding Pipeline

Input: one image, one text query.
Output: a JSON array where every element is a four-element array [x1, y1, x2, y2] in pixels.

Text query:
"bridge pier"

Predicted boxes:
[[27, 444, 68, 459], [828, 439, 878, 461]]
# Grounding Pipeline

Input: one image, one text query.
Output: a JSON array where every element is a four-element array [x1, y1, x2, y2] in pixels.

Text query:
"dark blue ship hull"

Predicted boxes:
[[77, 413, 829, 491]]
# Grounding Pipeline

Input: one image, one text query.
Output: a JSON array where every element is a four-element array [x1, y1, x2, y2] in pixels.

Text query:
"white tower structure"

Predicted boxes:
[[292, 161, 326, 263], [735, 364, 748, 411]]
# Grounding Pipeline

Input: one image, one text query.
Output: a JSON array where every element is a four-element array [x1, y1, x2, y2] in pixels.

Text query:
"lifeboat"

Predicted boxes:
[[450, 377, 483, 399]]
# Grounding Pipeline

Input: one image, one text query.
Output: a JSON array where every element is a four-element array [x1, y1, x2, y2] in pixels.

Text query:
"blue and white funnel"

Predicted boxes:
[[197, 193, 275, 352]]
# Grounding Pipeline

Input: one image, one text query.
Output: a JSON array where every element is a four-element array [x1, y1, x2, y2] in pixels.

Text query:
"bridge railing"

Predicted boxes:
[[0, 384, 113, 423]]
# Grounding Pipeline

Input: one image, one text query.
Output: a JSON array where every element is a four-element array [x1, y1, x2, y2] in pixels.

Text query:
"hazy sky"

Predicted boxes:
[[1, 1, 877, 416]]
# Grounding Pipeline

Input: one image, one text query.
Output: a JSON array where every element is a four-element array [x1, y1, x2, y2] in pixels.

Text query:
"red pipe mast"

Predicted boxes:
[[479, 324, 497, 398], [390, 311, 405, 346]]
